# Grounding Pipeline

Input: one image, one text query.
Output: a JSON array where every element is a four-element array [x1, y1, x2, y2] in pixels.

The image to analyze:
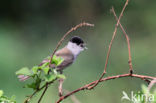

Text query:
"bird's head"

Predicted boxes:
[[67, 36, 87, 57]]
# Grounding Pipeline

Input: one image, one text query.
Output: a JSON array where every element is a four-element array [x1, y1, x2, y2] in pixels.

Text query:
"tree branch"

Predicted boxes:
[[56, 73, 156, 103], [88, 0, 129, 90], [111, 7, 133, 74], [37, 83, 49, 103]]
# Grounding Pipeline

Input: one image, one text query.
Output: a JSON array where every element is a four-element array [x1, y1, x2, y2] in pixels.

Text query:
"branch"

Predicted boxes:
[[56, 73, 156, 103], [111, 7, 133, 74], [148, 79, 156, 92], [24, 90, 38, 103], [88, 0, 129, 90], [37, 83, 48, 103]]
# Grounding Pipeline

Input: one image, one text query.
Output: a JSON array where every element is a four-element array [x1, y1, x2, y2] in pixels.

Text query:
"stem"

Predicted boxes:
[[38, 83, 48, 103], [56, 73, 156, 103]]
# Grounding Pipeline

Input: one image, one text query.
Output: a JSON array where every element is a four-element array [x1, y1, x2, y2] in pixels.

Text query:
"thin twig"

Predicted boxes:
[[37, 22, 94, 103], [58, 78, 64, 97], [88, 0, 129, 90], [24, 90, 38, 103], [148, 79, 156, 92], [37, 83, 48, 103], [111, 7, 133, 74], [56, 73, 156, 103], [38, 83, 48, 103], [110, 6, 153, 85]]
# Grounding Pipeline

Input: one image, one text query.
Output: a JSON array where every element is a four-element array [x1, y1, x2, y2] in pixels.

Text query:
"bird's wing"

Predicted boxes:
[[39, 47, 74, 71], [55, 48, 74, 71]]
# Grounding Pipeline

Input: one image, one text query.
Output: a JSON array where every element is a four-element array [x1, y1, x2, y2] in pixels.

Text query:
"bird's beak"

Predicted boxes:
[[84, 46, 88, 50], [83, 43, 88, 50]]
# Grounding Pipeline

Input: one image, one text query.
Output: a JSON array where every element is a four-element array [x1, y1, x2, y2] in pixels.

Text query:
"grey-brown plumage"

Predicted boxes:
[[39, 47, 74, 72], [55, 47, 74, 71]]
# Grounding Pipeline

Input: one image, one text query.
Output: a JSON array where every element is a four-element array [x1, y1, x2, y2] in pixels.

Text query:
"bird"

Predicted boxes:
[[40, 36, 87, 73], [41, 36, 87, 96]]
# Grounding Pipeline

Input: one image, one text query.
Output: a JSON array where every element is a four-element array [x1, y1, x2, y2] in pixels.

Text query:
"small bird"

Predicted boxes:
[[42, 36, 87, 96], [40, 36, 87, 73]]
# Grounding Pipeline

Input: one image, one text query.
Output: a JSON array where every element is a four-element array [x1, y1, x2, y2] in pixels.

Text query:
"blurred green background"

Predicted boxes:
[[0, 0, 156, 103]]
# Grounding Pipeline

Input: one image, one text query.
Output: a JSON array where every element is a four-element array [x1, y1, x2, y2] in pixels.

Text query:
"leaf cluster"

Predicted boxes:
[[15, 55, 65, 91], [0, 90, 16, 103]]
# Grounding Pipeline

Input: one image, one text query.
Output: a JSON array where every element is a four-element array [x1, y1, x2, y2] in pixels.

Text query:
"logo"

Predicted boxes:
[[121, 91, 155, 102]]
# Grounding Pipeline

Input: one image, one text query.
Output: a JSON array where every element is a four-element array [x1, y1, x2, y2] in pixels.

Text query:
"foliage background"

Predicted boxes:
[[0, 0, 156, 103]]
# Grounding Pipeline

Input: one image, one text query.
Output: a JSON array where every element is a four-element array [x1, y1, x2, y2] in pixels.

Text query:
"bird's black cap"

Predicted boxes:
[[70, 36, 84, 45]]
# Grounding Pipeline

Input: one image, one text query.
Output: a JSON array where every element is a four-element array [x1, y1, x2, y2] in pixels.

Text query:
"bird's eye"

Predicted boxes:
[[80, 44, 84, 48]]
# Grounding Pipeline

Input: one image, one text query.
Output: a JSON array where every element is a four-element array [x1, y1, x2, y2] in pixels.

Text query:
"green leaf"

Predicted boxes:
[[24, 77, 41, 90], [57, 57, 64, 66], [35, 77, 41, 90], [141, 84, 149, 94], [42, 66, 50, 74], [52, 55, 64, 66], [0, 90, 3, 97], [57, 74, 66, 79], [40, 62, 49, 69], [24, 83, 36, 90], [10, 95, 16, 101], [16, 67, 32, 76], [0, 91, 16, 103], [46, 55, 64, 66], [32, 66, 39, 74], [51, 55, 58, 64], [44, 75, 57, 82]]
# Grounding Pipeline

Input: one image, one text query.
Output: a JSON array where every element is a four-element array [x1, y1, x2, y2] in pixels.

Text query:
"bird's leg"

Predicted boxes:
[[58, 71, 64, 97]]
